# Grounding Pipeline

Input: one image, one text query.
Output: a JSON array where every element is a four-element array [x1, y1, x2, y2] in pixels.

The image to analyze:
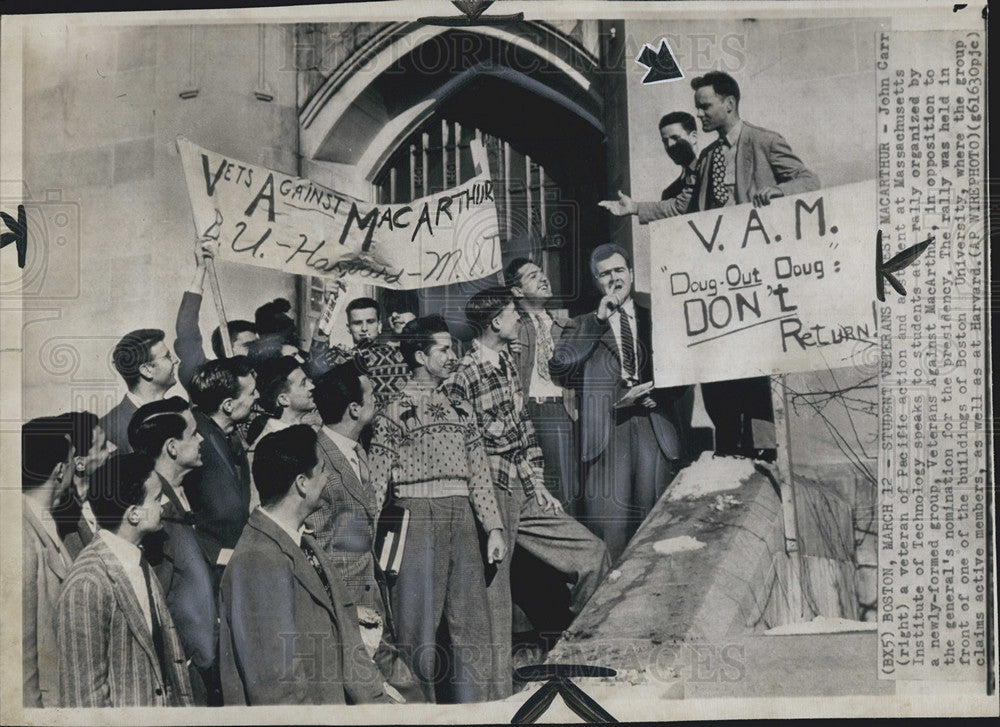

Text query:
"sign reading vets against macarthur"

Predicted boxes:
[[649, 181, 878, 387], [177, 136, 502, 289]]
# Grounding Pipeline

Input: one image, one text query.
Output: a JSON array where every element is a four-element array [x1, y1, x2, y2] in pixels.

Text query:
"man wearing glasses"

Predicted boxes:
[[100, 329, 178, 453]]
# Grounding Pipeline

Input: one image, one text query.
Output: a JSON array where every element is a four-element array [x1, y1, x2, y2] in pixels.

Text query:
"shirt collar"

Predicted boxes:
[[612, 297, 636, 319], [323, 427, 360, 462], [259, 507, 304, 547], [721, 119, 743, 148], [99, 528, 143, 568], [472, 339, 502, 368], [155, 470, 191, 513]]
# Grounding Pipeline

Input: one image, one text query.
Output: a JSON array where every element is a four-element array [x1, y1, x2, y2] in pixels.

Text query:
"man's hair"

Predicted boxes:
[[690, 71, 741, 106], [313, 361, 365, 426], [504, 257, 534, 289], [589, 243, 632, 279], [252, 425, 319, 508], [189, 357, 255, 414], [67, 411, 100, 459], [88, 452, 155, 531], [211, 320, 256, 360], [128, 396, 190, 458], [22, 414, 74, 492], [112, 329, 165, 389], [465, 285, 513, 337], [254, 298, 295, 337], [385, 292, 418, 317], [346, 297, 381, 320], [399, 315, 450, 370], [255, 356, 302, 414], [658, 111, 697, 133]]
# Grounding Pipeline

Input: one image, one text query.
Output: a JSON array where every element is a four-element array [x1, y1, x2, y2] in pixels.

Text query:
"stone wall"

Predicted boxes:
[[20, 23, 299, 419]]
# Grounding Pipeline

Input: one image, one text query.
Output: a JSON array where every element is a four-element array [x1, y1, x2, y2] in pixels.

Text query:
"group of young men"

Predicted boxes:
[[22, 67, 817, 711]]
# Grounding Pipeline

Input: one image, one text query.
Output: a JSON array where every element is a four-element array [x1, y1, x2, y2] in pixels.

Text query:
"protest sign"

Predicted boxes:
[[177, 136, 501, 290], [649, 181, 877, 387]]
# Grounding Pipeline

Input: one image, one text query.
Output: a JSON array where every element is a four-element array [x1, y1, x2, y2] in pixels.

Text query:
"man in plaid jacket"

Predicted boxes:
[[443, 286, 611, 701]]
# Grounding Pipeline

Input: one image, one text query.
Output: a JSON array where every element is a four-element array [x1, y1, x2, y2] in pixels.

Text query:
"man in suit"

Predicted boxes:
[[305, 361, 424, 703], [599, 110, 700, 222], [57, 453, 193, 707], [306, 362, 382, 615], [180, 357, 258, 582], [444, 289, 611, 699], [219, 425, 398, 705], [552, 244, 686, 560], [505, 257, 580, 513], [603, 72, 819, 222], [100, 329, 178, 453], [129, 397, 220, 706], [22, 414, 77, 708]]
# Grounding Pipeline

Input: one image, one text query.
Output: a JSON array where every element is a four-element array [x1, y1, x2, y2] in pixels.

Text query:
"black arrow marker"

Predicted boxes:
[[636, 39, 683, 84], [876, 229, 934, 301], [0, 204, 27, 269], [512, 664, 618, 724]]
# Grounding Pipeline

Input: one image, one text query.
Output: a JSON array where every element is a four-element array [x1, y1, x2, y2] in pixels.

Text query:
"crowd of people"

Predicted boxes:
[[22, 70, 818, 709]]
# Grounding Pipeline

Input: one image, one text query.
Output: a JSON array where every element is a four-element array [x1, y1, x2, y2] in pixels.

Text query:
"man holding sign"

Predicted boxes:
[[551, 245, 685, 560]]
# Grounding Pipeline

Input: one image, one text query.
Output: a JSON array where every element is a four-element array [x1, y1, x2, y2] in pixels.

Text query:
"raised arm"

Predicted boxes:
[[635, 180, 694, 224], [175, 238, 216, 391]]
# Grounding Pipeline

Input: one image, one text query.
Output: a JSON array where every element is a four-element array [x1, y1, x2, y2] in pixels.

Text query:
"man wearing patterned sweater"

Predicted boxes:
[[306, 296, 410, 407], [443, 287, 611, 701], [369, 315, 506, 703]]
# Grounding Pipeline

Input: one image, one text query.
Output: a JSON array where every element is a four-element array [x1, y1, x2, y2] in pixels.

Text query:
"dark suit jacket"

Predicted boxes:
[[219, 509, 389, 705], [181, 411, 251, 562], [99, 394, 137, 454], [23, 504, 73, 708], [145, 481, 218, 671], [304, 431, 382, 615], [551, 301, 681, 463], [56, 535, 193, 707]]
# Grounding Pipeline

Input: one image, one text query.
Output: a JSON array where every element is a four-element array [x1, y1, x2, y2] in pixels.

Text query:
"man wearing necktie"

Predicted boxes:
[[303, 362, 424, 703], [57, 453, 193, 707], [552, 245, 686, 561], [219, 426, 397, 705], [688, 70, 820, 459], [130, 397, 221, 705]]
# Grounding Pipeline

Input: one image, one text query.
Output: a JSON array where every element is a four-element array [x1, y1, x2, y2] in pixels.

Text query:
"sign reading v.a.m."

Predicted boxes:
[[649, 181, 877, 387], [176, 136, 501, 290]]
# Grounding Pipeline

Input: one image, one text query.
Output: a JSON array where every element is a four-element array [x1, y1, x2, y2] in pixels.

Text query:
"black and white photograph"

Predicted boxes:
[[0, 0, 994, 722]]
